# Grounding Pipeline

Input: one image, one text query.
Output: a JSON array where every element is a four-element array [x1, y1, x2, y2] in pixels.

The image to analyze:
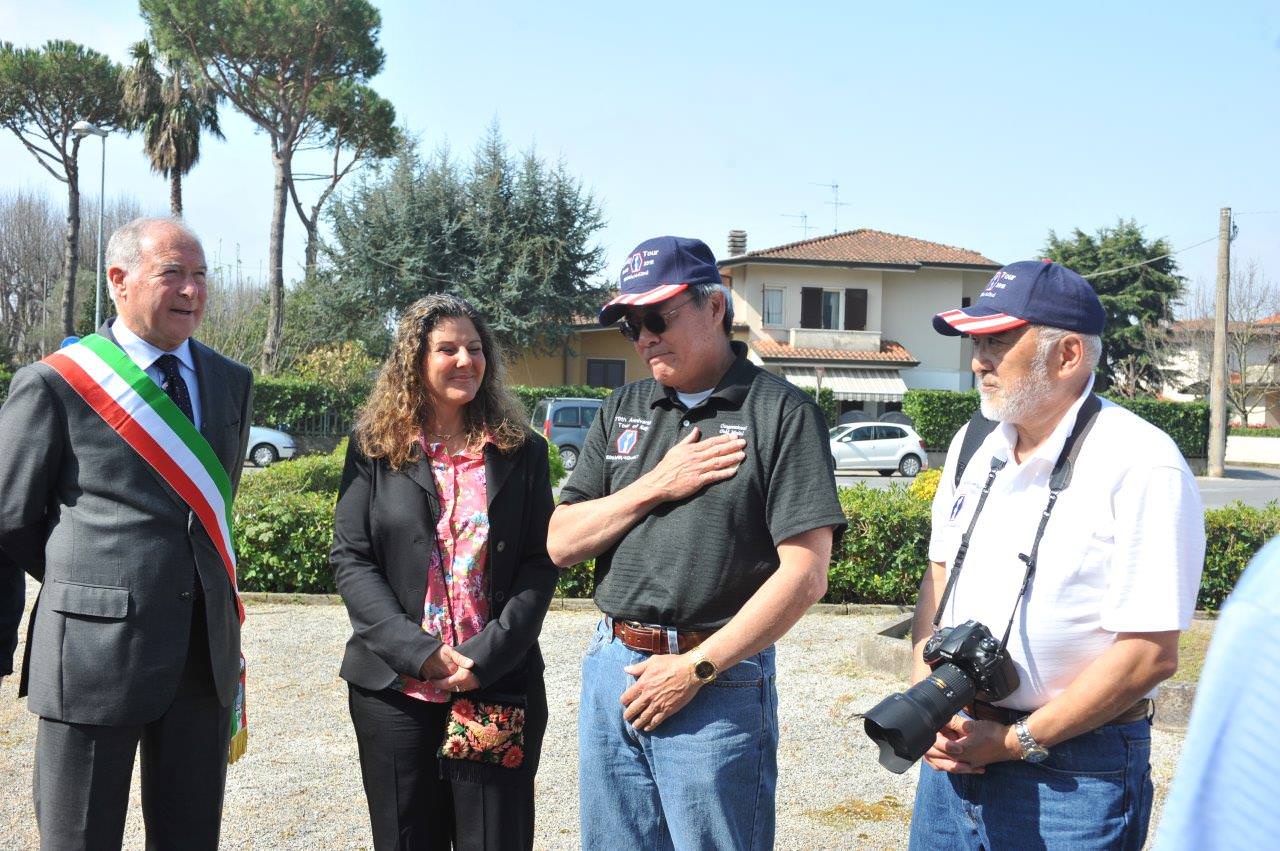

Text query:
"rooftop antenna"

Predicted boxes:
[[782, 212, 814, 238], [811, 181, 851, 233]]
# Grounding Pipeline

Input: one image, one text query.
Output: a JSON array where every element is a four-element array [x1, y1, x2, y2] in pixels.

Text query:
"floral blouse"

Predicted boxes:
[[397, 436, 491, 703]]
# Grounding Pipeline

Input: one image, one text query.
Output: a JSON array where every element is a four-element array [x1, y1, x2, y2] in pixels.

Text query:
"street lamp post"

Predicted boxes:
[[72, 121, 108, 330]]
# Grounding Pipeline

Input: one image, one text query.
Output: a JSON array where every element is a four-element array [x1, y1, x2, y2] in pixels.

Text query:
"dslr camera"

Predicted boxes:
[[862, 620, 1019, 773]]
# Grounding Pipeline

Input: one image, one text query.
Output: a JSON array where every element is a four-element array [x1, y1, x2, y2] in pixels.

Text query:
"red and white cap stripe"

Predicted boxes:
[[602, 282, 689, 310], [934, 309, 1029, 335]]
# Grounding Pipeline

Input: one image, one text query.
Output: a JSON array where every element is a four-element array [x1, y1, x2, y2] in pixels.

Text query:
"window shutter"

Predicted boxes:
[[800, 288, 822, 329], [844, 288, 868, 330]]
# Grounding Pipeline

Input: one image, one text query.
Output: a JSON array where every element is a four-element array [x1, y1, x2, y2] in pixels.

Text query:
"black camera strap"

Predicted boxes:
[[932, 394, 1104, 649]]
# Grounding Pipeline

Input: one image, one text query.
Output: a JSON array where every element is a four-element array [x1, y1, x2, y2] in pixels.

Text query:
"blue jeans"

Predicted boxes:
[[578, 618, 778, 850], [909, 718, 1154, 850]]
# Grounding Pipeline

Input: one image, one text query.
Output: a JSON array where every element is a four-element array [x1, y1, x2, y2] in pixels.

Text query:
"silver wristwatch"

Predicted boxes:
[[1014, 718, 1049, 763]]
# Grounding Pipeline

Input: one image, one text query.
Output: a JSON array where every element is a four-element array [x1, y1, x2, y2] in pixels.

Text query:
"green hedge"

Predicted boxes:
[[230, 437, 1275, 606], [902, 388, 1210, 457], [556, 559, 595, 598], [235, 490, 337, 593], [1230, 426, 1280, 438], [252, 376, 369, 433], [827, 484, 932, 603], [1107, 396, 1209, 458], [902, 389, 980, 450], [1200, 502, 1280, 609], [0, 368, 12, 406], [800, 386, 838, 428], [238, 452, 345, 501], [234, 444, 346, 593]]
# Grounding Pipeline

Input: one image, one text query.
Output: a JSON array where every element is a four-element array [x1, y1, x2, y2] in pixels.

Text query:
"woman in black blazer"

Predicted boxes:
[[331, 294, 557, 851]]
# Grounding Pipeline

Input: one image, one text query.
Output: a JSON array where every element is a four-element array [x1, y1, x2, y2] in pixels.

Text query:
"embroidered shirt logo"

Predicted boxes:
[[949, 494, 966, 521], [616, 428, 638, 455], [607, 415, 651, 461]]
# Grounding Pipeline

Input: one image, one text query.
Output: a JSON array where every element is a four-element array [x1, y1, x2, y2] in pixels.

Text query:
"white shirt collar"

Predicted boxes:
[[111, 318, 195, 373], [995, 373, 1096, 471]]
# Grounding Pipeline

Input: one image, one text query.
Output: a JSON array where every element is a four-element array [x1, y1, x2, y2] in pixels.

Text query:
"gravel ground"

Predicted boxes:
[[0, 586, 1185, 849]]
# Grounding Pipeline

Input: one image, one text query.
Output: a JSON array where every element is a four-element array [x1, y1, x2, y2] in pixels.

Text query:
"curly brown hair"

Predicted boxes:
[[354, 294, 527, 469]]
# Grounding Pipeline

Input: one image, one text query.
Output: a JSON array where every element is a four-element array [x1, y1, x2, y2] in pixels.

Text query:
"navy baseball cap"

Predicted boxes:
[[932, 260, 1106, 336], [599, 236, 722, 325]]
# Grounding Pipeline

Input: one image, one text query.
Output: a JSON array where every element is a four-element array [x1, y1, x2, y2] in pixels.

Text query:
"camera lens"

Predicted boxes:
[[862, 662, 977, 774]]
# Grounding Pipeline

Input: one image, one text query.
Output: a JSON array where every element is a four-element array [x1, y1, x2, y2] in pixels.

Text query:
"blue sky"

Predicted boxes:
[[3, 1, 1278, 306]]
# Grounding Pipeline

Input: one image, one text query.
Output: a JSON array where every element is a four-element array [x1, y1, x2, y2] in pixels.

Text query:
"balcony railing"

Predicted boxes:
[[788, 327, 881, 352]]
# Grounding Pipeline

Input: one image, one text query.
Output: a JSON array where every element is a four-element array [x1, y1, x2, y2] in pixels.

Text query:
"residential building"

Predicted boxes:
[[509, 228, 1001, 419], [1159, 315, 1280, 427]]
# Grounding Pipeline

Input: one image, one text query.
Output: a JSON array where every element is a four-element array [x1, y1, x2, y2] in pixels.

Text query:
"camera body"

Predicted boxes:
[[862, 619, 1021, 773], [922, 619, 1018, 703]]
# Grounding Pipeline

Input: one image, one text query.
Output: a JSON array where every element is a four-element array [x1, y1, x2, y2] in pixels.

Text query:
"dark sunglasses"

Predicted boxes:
[[617, 296, 695, 342]]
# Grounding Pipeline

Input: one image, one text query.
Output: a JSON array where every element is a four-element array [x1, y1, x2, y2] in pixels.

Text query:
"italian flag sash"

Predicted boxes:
[[42, 334, 249, 764]]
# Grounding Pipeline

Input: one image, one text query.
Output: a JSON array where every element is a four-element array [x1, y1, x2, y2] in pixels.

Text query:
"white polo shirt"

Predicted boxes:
[[928, 377, 1205, 711]]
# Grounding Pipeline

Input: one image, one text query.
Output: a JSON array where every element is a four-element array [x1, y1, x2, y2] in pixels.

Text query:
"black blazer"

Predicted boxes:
[[331, 430, 557, 696]]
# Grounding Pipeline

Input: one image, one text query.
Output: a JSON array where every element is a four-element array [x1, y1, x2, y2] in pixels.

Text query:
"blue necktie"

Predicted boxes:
[[156, 354, 194, 424]]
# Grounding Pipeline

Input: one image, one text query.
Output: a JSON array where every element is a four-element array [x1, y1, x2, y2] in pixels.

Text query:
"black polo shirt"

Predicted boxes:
[[559, 341, 846, 630]]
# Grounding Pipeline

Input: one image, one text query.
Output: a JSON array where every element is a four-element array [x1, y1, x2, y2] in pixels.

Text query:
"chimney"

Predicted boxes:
[[727, 229, 747, 257]]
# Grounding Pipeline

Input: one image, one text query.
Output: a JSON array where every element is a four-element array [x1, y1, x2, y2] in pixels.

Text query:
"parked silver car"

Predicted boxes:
[[531, 397, 603, 471], [830, 423, 927, 477], [245, 426, 297, 467]]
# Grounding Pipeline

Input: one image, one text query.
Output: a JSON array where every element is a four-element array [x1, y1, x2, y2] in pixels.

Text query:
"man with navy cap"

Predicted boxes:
[[906, 260, 1204, 849], [549, 236, 845, 849]]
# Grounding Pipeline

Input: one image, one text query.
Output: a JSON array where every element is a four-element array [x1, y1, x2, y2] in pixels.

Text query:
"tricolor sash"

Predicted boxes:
[[42, 333, 249, 764]]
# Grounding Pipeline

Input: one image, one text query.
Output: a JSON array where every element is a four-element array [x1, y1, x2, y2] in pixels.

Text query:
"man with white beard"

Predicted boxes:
[[904, 260, 1205, 851]]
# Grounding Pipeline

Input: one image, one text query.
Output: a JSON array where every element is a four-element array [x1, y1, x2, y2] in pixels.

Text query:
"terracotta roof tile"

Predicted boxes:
[[750, 338, 917, 364], [722, 229, 999, 268], [1171, 318, 1280, 334]]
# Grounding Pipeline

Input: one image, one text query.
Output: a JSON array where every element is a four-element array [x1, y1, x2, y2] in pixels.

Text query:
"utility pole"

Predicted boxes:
[[1208, 207, 1232, 478]]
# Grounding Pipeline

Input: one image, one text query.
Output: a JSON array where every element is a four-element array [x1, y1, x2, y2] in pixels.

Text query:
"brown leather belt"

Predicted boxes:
[[611, 620, 716, 655], [969, 698, 1152, 727]]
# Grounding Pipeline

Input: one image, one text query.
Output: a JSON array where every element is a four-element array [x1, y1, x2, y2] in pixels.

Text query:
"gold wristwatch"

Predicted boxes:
[[689, 649, 718, 684]]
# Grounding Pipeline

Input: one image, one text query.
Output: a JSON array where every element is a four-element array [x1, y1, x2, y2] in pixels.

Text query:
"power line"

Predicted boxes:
[[1082, 234, 1218, 279]]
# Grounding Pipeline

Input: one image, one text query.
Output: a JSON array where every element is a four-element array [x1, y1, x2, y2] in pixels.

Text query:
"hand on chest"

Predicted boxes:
[[604, 410, 752, 488]]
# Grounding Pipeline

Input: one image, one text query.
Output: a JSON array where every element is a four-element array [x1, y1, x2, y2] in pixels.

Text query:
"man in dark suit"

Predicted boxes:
[[0, 217, 253, 850]]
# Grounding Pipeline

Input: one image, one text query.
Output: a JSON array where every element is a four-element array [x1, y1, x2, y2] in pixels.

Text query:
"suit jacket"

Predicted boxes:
[[331, 430, 557, 696], [0, 320, 253, 724]]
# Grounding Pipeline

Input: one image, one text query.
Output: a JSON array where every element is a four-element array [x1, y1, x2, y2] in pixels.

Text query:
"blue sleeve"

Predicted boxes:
[[1155, 537, 1280, 850]]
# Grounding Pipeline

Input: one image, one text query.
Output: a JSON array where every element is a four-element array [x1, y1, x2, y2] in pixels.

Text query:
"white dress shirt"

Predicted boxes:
[[111, 319, 202, 430], [927, 376, 1205, 710]]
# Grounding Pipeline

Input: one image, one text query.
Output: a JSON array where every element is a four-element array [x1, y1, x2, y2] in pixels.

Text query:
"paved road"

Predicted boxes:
[[1193, 466, 1280, 509], [838, 465, 1279, 510]]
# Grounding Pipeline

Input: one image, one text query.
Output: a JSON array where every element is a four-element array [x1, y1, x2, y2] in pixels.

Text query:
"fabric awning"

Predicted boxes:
[[780, 367, 908, 402]]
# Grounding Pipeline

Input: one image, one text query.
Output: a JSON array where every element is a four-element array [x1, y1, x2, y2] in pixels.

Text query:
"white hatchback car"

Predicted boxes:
[[245, 426, 297, 467], [829, 422, 928, 477]]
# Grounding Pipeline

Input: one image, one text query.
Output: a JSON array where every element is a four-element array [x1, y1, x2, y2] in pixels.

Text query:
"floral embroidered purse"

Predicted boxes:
[[439, 695, 526, 771]]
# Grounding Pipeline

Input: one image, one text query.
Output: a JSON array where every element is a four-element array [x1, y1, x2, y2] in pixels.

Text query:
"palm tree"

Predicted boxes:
[[121, 41, 222, 216]]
